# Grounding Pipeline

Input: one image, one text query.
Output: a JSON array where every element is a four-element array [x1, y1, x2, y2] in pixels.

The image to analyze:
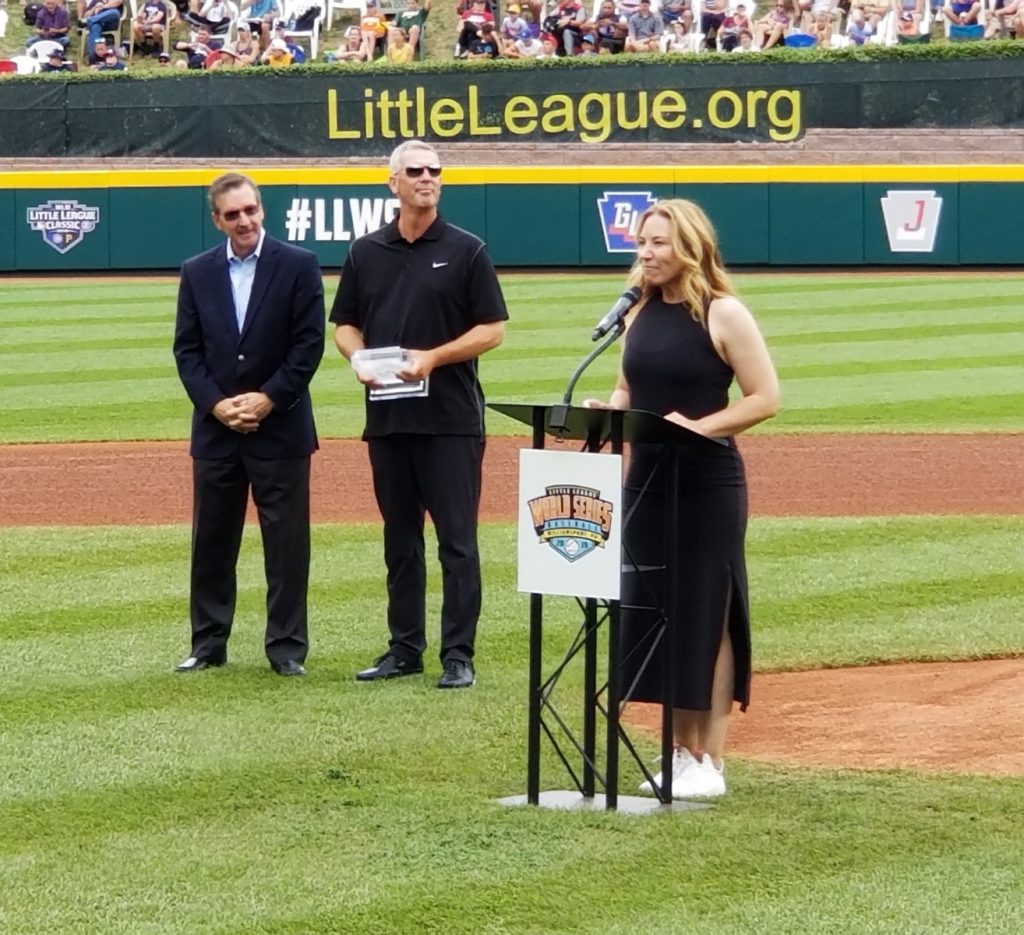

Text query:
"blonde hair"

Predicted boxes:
[[626, 199, 735, 325]]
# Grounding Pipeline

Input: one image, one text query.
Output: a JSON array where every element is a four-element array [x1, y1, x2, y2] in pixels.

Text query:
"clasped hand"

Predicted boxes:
[[213, 392, 274, 433]]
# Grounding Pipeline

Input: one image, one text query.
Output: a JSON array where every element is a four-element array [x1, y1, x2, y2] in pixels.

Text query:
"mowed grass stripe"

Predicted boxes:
[[1, 272, 1022, 442]]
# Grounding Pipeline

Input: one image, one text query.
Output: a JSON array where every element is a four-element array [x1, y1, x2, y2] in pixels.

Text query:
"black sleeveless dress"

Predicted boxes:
[[619, 294, 752, 711]]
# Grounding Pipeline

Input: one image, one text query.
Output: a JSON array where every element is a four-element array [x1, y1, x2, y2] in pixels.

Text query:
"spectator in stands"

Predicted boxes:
[[455, 0, 493, 55], [547, 0, 586, 54], [845, 6, 873, 40], [132, 0, 167, 53], [87, 35, 112, 65], [660, 0, 689, 23], [587, 0, 627, 51], [700, 0, 728, 47], [240, 0, 281, 42], [329, 24, 369, 60], [625, 0, 661, 49], [733, 25, 754, 46], [717, 2, 751, 49], [40, 44, 76, 69], [798, 0, 839, 30], [579, 30, 600, 51], [984, 0, 1022, 37], [466, 19, 500, 54], [386, 26, 415, 61], [359, 2, 389, 58], [506, 28, 544, 54], [27, 0, 70, 50], [943, 0, 979, 23], [184, 0, 232, 33], [851, 0, 888, 30], [97, 45, 126, 67], [753, 0, 791, 47], [809, 8, 834, 41], [499, 2, 531, 42], [537, 30, 558, 54], [393, 0, 430, 54], [78, 0, 123, 58], [210, 20, 258, 64], [261, 34, 293, 64], [157, 49, 172, 63], [661, 11, 700, 49], [270, 18, 306, 59], [174, 24, 217, 65]]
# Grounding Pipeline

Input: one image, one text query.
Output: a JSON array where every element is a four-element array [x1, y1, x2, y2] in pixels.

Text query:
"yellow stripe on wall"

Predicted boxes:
[[2, 165, 1024, 188]]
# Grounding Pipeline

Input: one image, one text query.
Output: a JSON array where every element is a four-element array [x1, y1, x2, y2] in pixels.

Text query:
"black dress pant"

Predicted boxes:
[[368, 434, 484, 665], [190, 452, 311, 666]]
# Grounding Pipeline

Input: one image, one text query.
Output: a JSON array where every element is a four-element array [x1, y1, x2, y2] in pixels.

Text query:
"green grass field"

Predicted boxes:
[[2, 271, 1023, 934], [1, 271, 1022, 444]]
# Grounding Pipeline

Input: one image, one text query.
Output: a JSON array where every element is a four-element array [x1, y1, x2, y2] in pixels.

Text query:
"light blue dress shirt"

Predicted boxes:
[[226, 228, 265, 332]]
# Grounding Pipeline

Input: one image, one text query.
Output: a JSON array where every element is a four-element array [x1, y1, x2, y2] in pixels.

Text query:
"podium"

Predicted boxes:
[[490, 402, 724, 813]]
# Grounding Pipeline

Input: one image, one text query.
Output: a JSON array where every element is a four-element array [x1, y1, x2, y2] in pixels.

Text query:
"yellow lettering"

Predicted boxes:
[[707, 90, 742, 130], [578, 92, 612, 144], [540, 94, 574, 135], [767, 89, 801, 142], [504, 96, 538, 135], [614, 91, 647, 132], [745, 89, 768, 128], [377, 90, 396, 139], [430, 97, 465, 137], [395, 89, 415, 138], [650, 90, 686, 129], [416, 86, 426, 137], [363, 87, 375, 139], [327, 89, 361, 140], [468, 85, 501, 136]]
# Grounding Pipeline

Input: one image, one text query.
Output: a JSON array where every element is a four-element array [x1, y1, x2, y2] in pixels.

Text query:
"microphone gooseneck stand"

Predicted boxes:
[[548, 320, 625, 434]]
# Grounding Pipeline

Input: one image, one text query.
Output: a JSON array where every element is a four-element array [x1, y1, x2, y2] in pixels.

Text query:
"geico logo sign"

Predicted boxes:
[[881, 191, 943, 253], [27, 199, 101, 255], [284, 197, 401, 242]]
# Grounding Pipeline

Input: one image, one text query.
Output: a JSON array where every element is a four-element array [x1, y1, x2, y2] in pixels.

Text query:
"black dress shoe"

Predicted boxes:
[[271, 660, 306, 677], [437, 658, 475, 689], [175, 656, 226, 673], [355, 652, 423, 682]]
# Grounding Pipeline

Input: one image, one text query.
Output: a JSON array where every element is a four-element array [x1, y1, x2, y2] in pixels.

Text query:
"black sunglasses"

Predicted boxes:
[[219, 204, 261, 222], [404, 165, 443, 178]]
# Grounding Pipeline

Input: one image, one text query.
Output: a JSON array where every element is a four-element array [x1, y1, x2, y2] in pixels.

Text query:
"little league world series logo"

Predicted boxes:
[[597, 191, 658, 253], [26, 200, 101, 254], [527, 484, 614, 563]]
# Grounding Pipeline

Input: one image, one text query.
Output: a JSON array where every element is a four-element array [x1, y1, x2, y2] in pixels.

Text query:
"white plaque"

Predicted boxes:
[[517, 449, 622, 600]]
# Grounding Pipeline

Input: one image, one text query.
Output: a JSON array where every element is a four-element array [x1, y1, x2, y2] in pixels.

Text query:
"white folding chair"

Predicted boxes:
[[0, 7, 9, 40], [282, 0, 322, 58], [10, 55, 43, 73], [326, 0, 366, 30]]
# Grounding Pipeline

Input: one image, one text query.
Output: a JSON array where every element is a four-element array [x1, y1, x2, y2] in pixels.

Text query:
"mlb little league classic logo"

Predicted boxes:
[[527, 484, 614, 563], [597, 191, 658, 253], [26, 199, 101, 255]]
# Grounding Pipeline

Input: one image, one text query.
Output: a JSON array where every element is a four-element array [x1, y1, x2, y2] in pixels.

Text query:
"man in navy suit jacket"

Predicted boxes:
[[173, 172, 325, 676]]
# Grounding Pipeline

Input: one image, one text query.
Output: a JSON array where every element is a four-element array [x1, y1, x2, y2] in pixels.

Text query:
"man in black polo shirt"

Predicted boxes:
[[330, 139, 508, 690]]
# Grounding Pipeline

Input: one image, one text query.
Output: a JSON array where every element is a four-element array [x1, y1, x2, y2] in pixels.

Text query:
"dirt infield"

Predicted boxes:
[[3, 432, 1022, 776]]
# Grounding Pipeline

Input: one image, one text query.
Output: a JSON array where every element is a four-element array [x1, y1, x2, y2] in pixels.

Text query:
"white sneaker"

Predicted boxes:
[[671, 753, 726, 799], [638, 747, 698, 794]]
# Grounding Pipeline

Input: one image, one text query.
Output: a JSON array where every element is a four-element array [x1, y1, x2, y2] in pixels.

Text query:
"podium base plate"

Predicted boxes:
[[496, 790, 711, 814]]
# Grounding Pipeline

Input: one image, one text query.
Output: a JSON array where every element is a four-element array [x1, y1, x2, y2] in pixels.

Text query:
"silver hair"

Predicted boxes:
[[388, 140, 440, 175]]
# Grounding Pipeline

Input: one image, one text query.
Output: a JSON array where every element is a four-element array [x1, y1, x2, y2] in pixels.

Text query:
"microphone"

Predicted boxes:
[[591, 286, 642, 341]]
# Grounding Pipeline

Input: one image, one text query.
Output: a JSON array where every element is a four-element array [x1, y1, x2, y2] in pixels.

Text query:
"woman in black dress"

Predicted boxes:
[[584, 199, 779, 799]]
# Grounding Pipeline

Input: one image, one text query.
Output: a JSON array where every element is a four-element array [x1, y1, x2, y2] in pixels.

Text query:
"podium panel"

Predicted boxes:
[[517, 449, 622, 601]]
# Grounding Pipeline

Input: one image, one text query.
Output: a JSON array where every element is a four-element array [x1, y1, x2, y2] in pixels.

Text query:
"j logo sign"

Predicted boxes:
[[880, 190, 943, 253]]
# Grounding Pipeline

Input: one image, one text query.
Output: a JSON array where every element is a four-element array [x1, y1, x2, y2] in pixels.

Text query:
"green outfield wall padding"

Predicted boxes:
[[3, 180, 1023, 271]]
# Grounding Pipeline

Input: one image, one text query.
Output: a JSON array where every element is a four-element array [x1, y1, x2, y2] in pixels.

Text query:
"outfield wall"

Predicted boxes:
[[5, 165, 1024, 271]]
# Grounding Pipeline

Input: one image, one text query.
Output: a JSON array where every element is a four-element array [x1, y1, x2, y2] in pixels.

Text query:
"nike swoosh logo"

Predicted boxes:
[[432, 261, 449, 269]]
